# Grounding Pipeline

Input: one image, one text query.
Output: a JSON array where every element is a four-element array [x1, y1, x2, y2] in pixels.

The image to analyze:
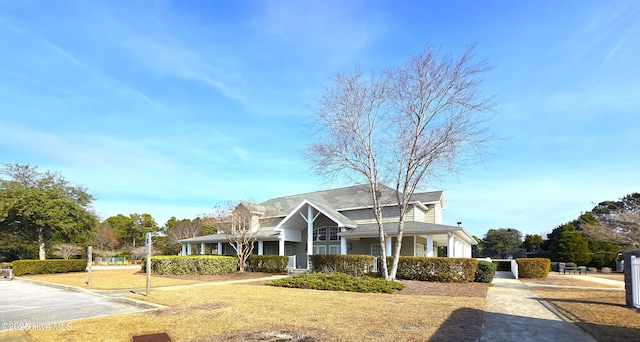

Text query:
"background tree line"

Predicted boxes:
[[474, 192, 639, 268], [0, 164, 216, 262]]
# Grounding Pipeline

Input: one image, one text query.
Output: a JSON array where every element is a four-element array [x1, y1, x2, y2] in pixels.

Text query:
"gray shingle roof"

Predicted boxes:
[[178, 229, 280, 243], [260, 184, 442, 215]]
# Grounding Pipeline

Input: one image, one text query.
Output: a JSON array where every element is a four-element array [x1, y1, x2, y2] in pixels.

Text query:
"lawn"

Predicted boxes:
[[22, 271, 487, 341], [21, 269, 201, 290], [526, 273, 639, 342]]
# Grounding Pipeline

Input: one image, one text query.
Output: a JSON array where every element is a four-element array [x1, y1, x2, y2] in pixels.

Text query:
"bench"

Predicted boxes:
[[563, 266, 586, 275], [0, 268, 12, 280]]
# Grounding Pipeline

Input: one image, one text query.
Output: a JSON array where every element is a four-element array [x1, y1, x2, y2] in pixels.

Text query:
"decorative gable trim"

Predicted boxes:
[[274, 199, 357, 231]]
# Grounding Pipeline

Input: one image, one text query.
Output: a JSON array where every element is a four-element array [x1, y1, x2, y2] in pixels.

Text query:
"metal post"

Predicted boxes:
[[146, 232, 151, 296], [87, 246, 92, 286]]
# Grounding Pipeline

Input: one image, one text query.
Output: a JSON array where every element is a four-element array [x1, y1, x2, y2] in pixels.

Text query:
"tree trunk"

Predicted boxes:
[[38, 227, 46, 260], [389, 219, 406, 280]]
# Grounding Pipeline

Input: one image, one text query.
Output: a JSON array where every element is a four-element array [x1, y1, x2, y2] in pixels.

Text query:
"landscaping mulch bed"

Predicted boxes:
[[159, 271, 277, 282], [398, 280, 490, 297]]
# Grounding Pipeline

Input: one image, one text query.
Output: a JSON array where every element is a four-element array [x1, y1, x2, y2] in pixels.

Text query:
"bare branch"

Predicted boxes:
[[307, 44, 495, 280]]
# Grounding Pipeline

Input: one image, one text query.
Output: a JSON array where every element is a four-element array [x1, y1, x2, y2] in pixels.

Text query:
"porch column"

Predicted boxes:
[[258, 240, 264, 255], [385, 235, 392, 255], [447, 233, 454, 257], [217, 242, 223, 255], [187, 243, 192, 255], [200, 243, 205, 255], [279, 237, 285, 256], [307, 205, 313, 269], [181, 244, 186, 256], [426, 235, 434, 257], [341, 236, 347, 255]]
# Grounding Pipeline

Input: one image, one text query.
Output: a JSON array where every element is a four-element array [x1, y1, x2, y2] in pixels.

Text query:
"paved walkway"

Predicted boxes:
[[480, 272, 597, 342]]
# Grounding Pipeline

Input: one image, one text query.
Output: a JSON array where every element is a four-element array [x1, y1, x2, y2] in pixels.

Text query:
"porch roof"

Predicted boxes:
[[340, 222, 477, 245], [178, 230, 281, 244]]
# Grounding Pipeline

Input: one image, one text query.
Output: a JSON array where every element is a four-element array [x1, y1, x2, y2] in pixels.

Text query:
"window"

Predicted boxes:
[[328, 245, 341, 255], [329, 227, 340, 241], [313, 227, 327, 241], [312, 245, 327, 255], [416, 243, 425, 257], [371, 244, 381, 257], [265, 245, 274, 255]]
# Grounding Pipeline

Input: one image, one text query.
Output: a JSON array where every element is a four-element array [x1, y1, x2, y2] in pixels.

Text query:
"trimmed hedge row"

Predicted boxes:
[[310, 254, 374, 277], [267, 273, 405, 293], [516, 258, 550, 278], [12, 259, 87, 276], [475, 260, 497, 283], [143, 255, 236, 275], [246, 255, 289, 273], [389, 256, 478, 282]]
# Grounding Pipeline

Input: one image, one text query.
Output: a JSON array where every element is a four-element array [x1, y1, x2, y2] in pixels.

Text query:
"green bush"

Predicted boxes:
[[267, 273, 404, 293], [566, 262, 577, 268], [143, 255, 236, 275], [389, 256, 477, 282], [246, 255, 289, 273], [517, 258, 550, 278], [310, 254, 374, 277], [12, 259, 87, 276], [475, 260, 497, 283]]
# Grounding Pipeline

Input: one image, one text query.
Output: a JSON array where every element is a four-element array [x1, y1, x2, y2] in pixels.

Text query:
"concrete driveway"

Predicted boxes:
[[0, 279, 156, 332]]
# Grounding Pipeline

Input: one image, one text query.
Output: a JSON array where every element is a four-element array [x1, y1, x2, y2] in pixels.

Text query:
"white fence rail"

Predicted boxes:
[[287, 255, 296, 269], [632, 255, 640, 309], [511, 259, 519, 279]]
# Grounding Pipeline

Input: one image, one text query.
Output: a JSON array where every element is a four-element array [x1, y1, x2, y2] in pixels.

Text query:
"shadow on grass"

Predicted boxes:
[[537, 297, 640, 342], [430, 305, 640, 342], [428, 308, 483, 342]]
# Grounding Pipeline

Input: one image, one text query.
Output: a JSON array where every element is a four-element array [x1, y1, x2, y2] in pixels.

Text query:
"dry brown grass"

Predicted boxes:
[[523, 273, 622, 289], [585, 272, 624, 281], [24, 274, 487, 342], [526, 273, 638, 342], [532, 287, 639, 342], [21, 269, 201, 290]]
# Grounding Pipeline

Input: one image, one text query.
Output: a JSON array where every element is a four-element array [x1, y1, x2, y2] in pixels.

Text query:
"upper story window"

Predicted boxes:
[[329, 227, 340, 241], [313, 227, 340, 241]]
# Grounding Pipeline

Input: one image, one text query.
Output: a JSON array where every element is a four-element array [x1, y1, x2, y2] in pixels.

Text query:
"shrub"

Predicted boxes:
[[389, 256, 477, 282], [12, 259, 87, 276], [143, 255, 236, 275], [246, 255, 289, 273], [475, 260, 497, 283], [517, 258, 550, 278], [267, 273, 405, 293], [566, 262, 577, 268], [310, 254, 374, 277]]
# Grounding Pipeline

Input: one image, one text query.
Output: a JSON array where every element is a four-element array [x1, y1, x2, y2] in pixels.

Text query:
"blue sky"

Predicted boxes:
[[1, 1, 638, 239]]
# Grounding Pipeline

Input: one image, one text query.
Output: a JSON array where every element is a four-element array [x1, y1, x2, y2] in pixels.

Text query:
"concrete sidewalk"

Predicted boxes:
[[480, 271, 596, 342]]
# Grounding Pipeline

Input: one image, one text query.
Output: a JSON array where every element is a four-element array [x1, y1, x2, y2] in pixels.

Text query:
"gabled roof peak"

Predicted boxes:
[[259, 184, 443, 215]]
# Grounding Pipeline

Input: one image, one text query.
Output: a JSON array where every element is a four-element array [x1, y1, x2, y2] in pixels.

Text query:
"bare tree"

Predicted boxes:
[[213, 202, 266, 272], [95, 249, 117, 264], [308, 44, 494, 280], [92, 223, 119, 251], [583, 194, 640, 250], [51, 243, 81, 260], [168, 219, 204, 241]]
